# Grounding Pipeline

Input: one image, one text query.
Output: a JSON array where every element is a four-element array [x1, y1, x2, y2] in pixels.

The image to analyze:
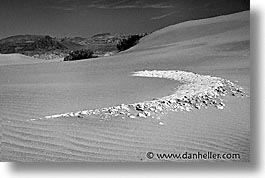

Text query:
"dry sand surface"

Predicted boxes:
[[0, 11, 250, 162], [0, 54, 46, 66]]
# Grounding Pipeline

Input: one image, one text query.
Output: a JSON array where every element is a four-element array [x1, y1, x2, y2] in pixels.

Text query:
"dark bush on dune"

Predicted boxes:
[[64, 49, 94, 61], [117, 34, 147, 51]]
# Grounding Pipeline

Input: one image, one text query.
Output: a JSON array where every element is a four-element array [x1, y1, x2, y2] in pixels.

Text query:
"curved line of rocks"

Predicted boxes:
[[28, 70, 246, 122]]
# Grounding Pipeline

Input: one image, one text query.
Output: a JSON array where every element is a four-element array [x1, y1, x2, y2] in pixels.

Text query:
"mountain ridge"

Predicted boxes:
[[0, 33, 147, 59]]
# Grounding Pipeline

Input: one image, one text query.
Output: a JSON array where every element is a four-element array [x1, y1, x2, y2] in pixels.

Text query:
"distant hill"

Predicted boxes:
[[0, 33, 147, 59], [0, 1, 250, 61], [0, 35, 67, 54]]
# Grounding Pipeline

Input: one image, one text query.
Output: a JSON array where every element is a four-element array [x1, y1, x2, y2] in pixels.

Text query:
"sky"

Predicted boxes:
[[0, 0, 249, 39]]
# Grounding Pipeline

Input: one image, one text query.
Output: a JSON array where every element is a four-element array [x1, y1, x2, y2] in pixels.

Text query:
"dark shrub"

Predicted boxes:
[[117, 34, 147, 51], [64, 49, 94, 61]]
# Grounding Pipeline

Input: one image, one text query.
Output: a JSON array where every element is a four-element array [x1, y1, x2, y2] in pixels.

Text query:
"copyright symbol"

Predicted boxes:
[[146, 152, 154, 159]]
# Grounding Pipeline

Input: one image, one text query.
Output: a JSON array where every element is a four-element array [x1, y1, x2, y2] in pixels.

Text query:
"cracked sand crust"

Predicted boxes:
[[29, 70, 247, 122]]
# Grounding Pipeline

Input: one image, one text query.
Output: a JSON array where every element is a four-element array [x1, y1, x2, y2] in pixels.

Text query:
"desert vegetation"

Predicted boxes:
[[117, 33, 147, 51], [64, 49, 94, 61]]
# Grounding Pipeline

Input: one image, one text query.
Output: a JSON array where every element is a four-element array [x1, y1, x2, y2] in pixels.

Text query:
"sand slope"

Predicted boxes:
[[0, 11, 250, 162], [0, 54, 48, 66]]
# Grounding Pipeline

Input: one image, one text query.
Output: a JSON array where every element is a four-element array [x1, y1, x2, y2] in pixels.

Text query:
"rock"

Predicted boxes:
[[101, 108, 108, 112], [149, 107, 155, 111], [194, 105, 201, 109], [138, 113, 146, 118], [93, 109, 100, 115], [219, 102, 225, 106], [202, 100, 208, 105], [119, 111, 125, 115], [186, 107, 191, 111], [114, 106, 121, 110], [156, 106, 163, 111], [61, 113, 70, 117], [216, 105, 224, 109], [68, 112, 75, 117], [129, 115, 136, 119], [81, 110, 89, 115], [121, 104, 130, 111], [169, 100, 176, 104], [158, 122, 164, 125], [144, 111, 151, 117], [135, 104, 144, 111]]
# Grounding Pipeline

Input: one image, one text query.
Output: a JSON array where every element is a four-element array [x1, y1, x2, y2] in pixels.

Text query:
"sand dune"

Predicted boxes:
[[0, 11, 250, 162], [0, 53, 53, 66]]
